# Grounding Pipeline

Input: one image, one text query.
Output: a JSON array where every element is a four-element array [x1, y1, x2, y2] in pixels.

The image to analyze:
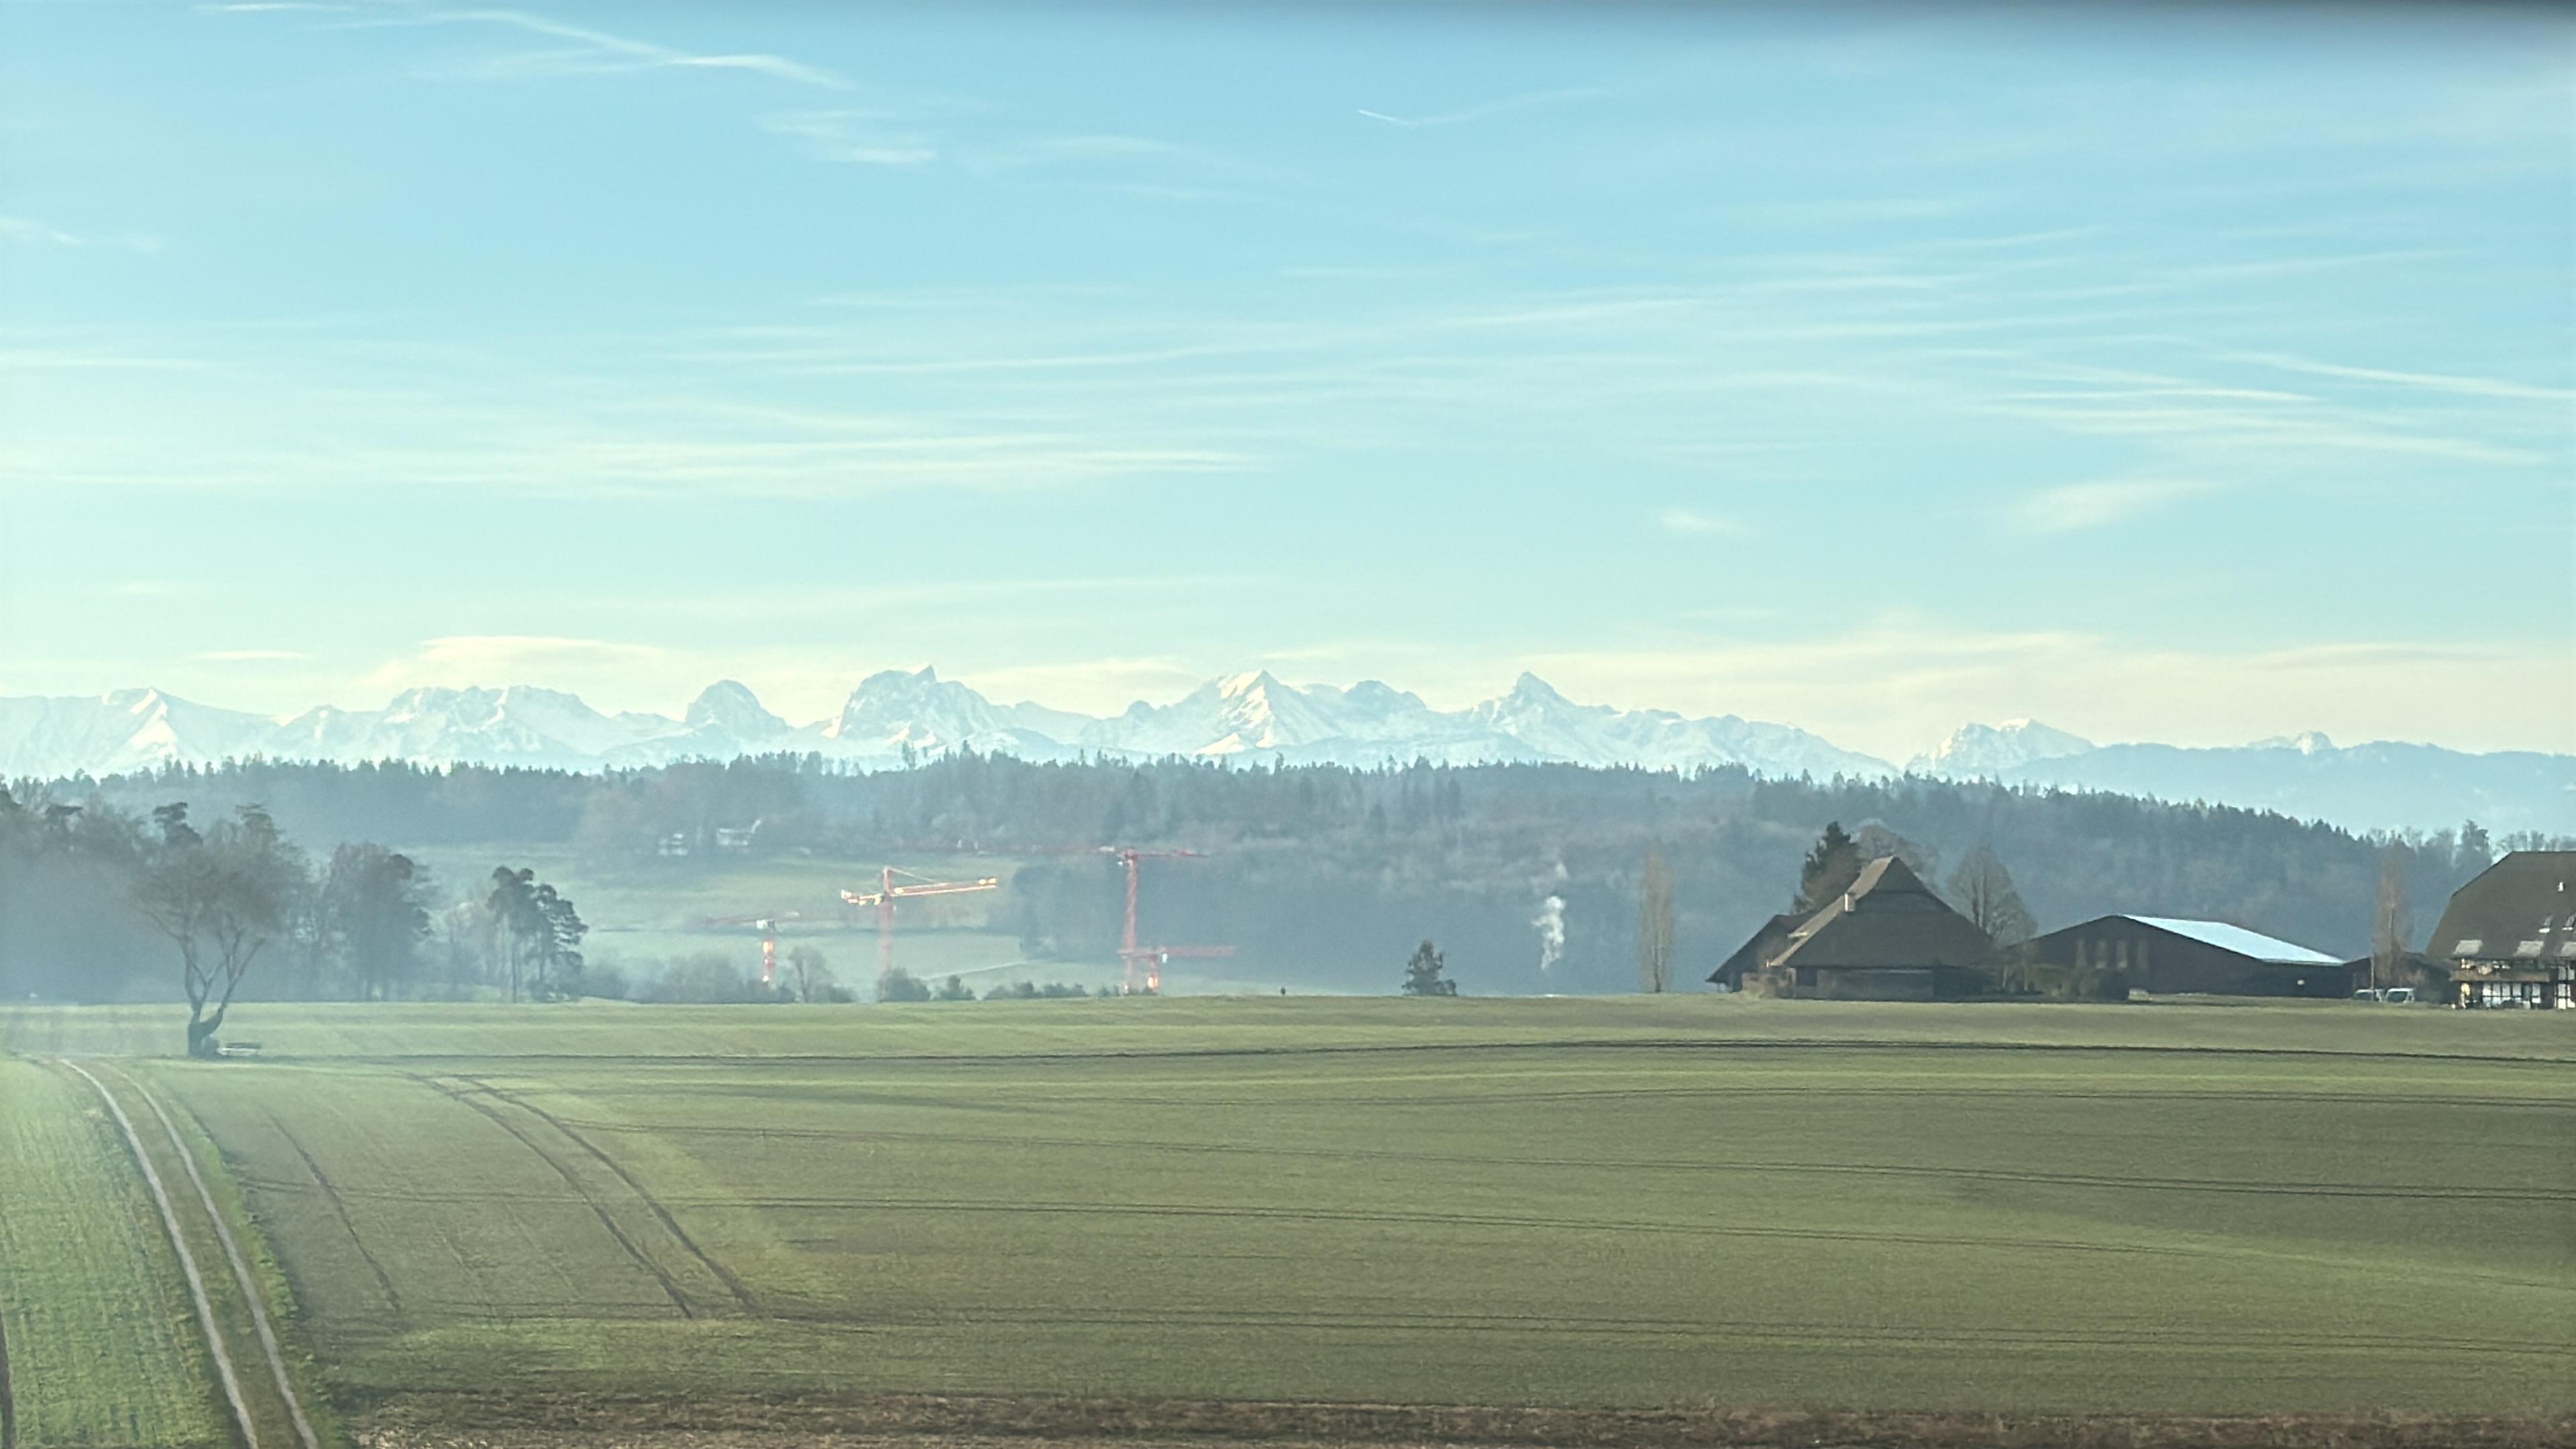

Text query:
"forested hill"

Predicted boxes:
[[11, 753, 2538, 998]]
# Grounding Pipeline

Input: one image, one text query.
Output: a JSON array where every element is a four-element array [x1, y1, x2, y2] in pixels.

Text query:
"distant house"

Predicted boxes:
[[2424, 851, 2576, 1009], [1708, 857, 1996, 1001], [2021, 914, 2351, 998]]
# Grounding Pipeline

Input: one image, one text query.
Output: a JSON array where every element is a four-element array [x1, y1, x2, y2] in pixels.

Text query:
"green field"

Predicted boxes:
[[2, 998, 2571, 1444], [0, 1059, 224, 1448]]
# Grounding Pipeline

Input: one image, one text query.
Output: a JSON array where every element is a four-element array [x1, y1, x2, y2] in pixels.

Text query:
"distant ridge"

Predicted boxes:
[[1, 672, 2568, 835]]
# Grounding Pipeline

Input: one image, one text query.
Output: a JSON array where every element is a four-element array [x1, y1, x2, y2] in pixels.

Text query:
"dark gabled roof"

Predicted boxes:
[[1709, 912, 1801, 984], [1767, 855, 1997, 971], [2425, 851, 2576, 964]]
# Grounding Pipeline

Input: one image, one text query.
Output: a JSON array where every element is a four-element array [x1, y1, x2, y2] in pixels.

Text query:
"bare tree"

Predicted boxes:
[[1637, 849, 1675, 993], [2371, 847, 2411, 994], [1946, 843, 2036, 948], [785, 944, 835, 1004], [136, 804, 301, 1057]]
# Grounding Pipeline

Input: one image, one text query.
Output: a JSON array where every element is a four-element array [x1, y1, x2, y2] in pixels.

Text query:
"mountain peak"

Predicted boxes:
[[1911, 719, 2096, 775], [685, 680, 788, 738], [1508, 672, 1570, 705]]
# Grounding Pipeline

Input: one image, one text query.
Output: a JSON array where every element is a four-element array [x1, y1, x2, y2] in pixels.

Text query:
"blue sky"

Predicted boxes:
[[1, 1, 2569, 759]]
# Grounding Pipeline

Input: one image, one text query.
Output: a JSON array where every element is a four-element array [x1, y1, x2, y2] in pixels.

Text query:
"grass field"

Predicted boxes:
[[3, 997, 2571, 1444], [0, 1059, 224, 1448]]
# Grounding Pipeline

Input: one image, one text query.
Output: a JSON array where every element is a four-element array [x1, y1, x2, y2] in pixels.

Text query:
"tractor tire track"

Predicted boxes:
[[413, 1075, 700, 1320], [462, 1077, 758, 1314], [115, 1071, 322, 1449], [260, 1106, 407, 1329], [58, 1061, 262, 1449], [1, 1278, 17, 1449]]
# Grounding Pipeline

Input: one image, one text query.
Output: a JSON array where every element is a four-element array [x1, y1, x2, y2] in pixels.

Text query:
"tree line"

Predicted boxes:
[[0, 790, 599, 1050], [9, 752, 2556, 1010]]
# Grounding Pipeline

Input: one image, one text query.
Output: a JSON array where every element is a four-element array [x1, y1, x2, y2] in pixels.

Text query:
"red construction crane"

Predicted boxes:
[[841, 866, 1002, 978], [700, 911, 802, 987], [1106, 847, 1232, 995]]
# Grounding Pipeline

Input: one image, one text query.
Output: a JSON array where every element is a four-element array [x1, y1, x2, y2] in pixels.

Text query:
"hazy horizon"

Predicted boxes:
[[3, 2, 2569, 759]]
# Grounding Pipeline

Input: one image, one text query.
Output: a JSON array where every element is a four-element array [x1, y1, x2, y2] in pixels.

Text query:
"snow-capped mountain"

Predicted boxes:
[[814, 666, 1081, 761], [1908, 719, 2097, 775], [1078, 671, 1511, 763], [0, 690, 276, 780], [4, 674, 2569, 835], [1466, 674, 1888, 779]]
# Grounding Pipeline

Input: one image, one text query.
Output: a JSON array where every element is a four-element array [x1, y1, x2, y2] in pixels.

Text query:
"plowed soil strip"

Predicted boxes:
[[60, 1061, 260, 1449], [358, 1391, 2576, 1449], [121, 1071, 321, 1449]]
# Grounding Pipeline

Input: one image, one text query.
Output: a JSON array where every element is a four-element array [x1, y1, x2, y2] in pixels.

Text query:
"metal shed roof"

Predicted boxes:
[[2121, 916, 2341, 965]]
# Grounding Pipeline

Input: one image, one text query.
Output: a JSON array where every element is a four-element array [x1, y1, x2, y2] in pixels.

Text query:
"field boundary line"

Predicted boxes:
[[347, 1036, 2576, 1069], [117, 1070, 323, 1449], [58, 1060, 261, 1449]]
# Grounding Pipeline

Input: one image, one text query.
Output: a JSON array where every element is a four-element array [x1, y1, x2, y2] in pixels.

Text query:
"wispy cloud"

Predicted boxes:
[[0, 217, 165, 254], [2009, 479, 2215, 535], [1357, 85, 1606, 129], [195, 649, 311, 661], [368, 634, 667, 689], [0, 215, 85, 246], [1658, 507, 1748, 536], [330, 5, 847, 89], [2231, 350, 2575, 404], [761, 110, 938, 167]]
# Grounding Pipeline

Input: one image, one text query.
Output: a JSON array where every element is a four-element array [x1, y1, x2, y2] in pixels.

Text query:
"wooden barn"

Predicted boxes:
[[1708, 856, 1996, 1001], [2022, 914, 2352, 998], [2424, 851, 2576, 1009]]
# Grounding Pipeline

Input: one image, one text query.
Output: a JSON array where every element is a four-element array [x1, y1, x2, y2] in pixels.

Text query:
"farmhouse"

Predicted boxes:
[[1710, 856, 1996, 1000], [2424, 850, 2576, 1009], [2022, 914, 2351, 998]]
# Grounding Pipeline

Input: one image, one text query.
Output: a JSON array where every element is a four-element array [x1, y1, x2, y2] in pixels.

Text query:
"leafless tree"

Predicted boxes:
[[2371, 847, 2411, 994], [786, 944, 835, 1004], [1946, 843, 2036, 947], [1637, 849, 1675, 993]]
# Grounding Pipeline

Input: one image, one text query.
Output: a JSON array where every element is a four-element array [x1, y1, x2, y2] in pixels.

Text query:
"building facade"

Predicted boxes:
[[2423, 851, 2576, 1009], [1709, 856, 1996, 1001], [2021, 914, 2353, 998]]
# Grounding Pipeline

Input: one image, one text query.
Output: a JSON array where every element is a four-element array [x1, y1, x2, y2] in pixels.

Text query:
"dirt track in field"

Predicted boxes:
[[350, 1393, 2576, 1449], [0, 1283, 16, 1449]]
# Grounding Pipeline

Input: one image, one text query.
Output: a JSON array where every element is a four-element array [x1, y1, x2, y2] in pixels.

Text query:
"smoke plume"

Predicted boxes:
[[1532, 894, 1565, 973]]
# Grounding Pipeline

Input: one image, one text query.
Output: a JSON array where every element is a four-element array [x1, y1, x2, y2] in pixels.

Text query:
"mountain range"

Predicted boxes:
[[1, 672, 2567, 835]]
